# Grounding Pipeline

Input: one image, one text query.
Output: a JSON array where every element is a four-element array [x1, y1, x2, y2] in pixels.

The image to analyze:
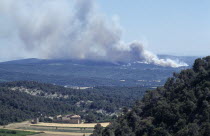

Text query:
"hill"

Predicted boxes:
[[0, 56, 197, 87], [92, 56, 210, 136], [0, 81, 148, 125]]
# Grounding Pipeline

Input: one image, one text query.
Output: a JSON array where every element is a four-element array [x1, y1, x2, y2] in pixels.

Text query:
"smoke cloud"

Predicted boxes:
[[0, 0, 188, 67]]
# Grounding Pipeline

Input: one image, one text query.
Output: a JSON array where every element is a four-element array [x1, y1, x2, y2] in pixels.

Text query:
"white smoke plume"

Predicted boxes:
[[0, 0, 188, 67]]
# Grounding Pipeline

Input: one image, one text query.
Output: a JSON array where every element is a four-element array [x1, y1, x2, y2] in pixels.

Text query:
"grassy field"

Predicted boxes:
[[1, 122, 110, 136], [0, 129, 39, 136], [20, 122, 109, 135], [18, 126, 93, 133], [32, 122, 110, 128]]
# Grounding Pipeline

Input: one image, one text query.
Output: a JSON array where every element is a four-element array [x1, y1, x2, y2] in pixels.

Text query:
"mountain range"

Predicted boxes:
[[0, 55, 197, 87]]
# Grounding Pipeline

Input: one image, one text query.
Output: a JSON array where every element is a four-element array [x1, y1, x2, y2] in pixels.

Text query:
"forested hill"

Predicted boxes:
[[92, 56, 210, 136], [0, 81, 147, 125], [0, 56, 196, 87], [0, 86, 74, 125]]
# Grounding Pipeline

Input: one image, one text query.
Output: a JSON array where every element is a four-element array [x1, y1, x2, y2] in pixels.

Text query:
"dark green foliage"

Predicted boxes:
[[92, 124, 104, 136], [0, 81, 147, 125], [0, 87, 74, 125], [94, 56, 210, 136]]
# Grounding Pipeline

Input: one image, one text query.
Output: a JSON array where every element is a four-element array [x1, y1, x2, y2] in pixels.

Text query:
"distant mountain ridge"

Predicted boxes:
[[1, 55, 197, 66], [0, 55, 197, 87], [1, 58, 119, 66]]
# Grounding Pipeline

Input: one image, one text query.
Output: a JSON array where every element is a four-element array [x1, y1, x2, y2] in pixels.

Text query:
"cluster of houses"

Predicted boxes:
[[31, 114, 83, 124], [54, 114, 82, 124]]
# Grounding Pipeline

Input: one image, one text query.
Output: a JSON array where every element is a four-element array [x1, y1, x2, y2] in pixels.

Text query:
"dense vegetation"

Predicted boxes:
[[0, 86, 74, 125], [92, 56, 210, 136], [0, 81, 147, 125]]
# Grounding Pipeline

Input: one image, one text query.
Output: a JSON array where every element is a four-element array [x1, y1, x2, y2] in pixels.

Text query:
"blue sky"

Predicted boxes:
[[0, 0, 209, 62], [98, 0, 210, 56]]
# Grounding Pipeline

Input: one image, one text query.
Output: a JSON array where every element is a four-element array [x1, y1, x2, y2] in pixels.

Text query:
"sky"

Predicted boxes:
[[0, 0, 209, 62], [98, 0, 210, 56]]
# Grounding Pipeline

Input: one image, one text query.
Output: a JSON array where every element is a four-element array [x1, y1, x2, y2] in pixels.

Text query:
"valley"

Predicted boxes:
[[0, 57, 209, 136], [0, 0, 208, 135]]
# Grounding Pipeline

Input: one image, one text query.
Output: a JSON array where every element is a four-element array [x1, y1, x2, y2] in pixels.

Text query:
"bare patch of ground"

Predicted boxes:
[[0, 121, 31, 129], [32, 132, 87, 136], [32, 122, 110, 128]]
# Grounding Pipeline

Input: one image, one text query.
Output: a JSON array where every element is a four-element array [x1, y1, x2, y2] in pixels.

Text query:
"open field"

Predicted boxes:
[[0, 121, 31, 129], [0, 122, 109, 136], [32, 131, 90, 136], [33, 133, 83, 136], [0, 129, 39, 136], [33, 134, 74, 136], [32, 122, 110, 128]]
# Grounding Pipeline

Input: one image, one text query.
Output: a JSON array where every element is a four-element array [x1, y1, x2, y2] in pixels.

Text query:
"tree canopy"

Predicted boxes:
[[92, 56, 210, 136]]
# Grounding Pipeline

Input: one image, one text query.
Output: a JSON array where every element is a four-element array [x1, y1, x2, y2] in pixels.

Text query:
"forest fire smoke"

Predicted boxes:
[[0, 0, 188, 67]]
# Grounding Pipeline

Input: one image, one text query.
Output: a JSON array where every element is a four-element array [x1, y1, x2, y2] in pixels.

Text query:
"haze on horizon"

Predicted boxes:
[[0, 0, 209, 67]]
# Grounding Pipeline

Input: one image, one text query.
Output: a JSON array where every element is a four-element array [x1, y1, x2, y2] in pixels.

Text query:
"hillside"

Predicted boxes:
[[92, 56, 210, 136], [0, 56, 196, 87], [0, 86, 74, 125], [0, 81, 147, 125]]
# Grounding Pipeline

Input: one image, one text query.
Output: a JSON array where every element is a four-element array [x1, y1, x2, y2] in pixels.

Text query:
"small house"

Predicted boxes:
[[31, 118, 39, 124], [53, 114, 82, 124]]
